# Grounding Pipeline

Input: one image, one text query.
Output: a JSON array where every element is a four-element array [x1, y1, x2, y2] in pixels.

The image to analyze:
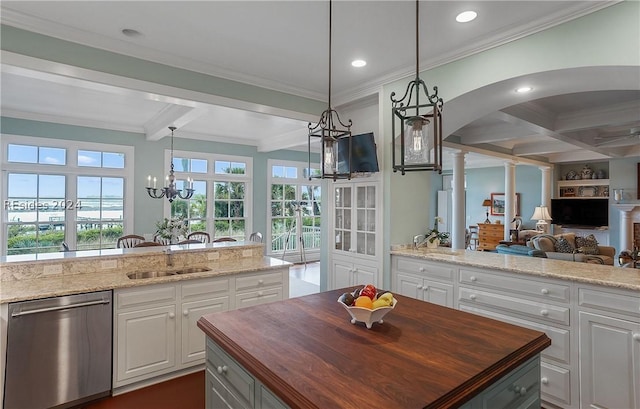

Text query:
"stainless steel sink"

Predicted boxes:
[[127, 270, 177, 279], [126, 267, 211, 279], [173, 267, 211, 274]]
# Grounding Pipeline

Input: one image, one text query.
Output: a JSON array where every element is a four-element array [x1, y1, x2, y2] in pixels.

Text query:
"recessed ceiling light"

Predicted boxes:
[[456, 11, 477, 23], [351, 59, 367, 68], [516, 86, 533, 93], [121, 28, 143, 38]]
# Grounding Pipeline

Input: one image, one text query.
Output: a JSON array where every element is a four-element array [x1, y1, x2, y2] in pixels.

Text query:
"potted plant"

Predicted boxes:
[[155, 216, 188, 244], [425, 217, 450, 248]]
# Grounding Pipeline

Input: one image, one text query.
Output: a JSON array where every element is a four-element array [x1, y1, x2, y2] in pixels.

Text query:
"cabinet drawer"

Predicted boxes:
[[460, 269, 570, 303], [541, 362, 571, 406], [206, 339, 255, 407], [459, 304, 570, 364], [235, 287, 283, 309], [395, 258, 454, 281], [206, 367, 251, 409], [459, 287, 570, 325], [182, 277, 230, 301], [578, 287, 640, 316], [481, 356, 540, 409], [116, 284, 176, 309], [236, 271, 283, 292]]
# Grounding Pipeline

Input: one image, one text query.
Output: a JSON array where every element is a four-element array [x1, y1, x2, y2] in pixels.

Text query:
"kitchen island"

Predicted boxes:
[[198, 288, 551, 408]]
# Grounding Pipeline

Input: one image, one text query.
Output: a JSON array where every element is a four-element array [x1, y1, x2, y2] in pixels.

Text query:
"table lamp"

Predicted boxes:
[[531, 205, 552, 233], [482, 199, 492, 223]]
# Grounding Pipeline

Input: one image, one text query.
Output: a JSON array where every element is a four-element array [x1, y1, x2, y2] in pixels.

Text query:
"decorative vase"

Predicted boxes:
[[426, 238, 440, 249]]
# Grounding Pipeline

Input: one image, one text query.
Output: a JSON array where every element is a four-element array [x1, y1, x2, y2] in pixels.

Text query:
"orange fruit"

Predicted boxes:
[[354, 295, 373, 309]]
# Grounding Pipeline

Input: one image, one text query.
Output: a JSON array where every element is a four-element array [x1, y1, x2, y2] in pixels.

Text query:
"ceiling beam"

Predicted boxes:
[[144, 105, 208, 141]]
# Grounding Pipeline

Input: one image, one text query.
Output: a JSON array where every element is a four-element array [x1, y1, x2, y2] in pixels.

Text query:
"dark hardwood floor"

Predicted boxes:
[[83, 371, 204, 409]]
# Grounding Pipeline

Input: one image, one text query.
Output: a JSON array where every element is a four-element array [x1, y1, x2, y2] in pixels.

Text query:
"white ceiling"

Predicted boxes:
[[1, 1, 638, 169]]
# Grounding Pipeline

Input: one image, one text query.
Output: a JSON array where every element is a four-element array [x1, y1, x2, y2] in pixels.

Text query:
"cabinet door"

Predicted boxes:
[[422, 279, 454, 308], [352, 262, 378, 287], [181, 297, 230, 365], [394, 272, 425, 301], [579, 312, 640, 409], [116, 305, 176, 383], [331, 257, 354, 289]]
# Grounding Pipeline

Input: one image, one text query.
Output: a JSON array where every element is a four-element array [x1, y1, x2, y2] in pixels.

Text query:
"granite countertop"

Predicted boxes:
[[391, 247, 640, 291], [0, 243, 290, 303]]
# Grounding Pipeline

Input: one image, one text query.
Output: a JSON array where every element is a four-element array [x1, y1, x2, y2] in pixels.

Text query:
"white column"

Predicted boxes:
[[539, 166, 552, 208], [615, 204, 638, 250], [504, 162, 516, 241], [451, 151, 466, 250]]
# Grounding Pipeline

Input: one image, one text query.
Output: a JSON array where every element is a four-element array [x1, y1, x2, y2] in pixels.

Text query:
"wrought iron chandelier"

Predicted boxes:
[[146, 126, 195, 203], [308, 0, 352, 181], [391, 0, 444, 175]]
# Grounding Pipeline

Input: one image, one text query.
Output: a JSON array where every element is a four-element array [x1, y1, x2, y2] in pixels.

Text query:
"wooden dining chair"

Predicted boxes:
[[134, 241, 163, 247], [178, 239, 202, 245], [249, 232, 263, 242], [187, 231, 211, 243], [153, 235, 171, 245], [213, 237, 237, 243], [117, 234, 146, 248]]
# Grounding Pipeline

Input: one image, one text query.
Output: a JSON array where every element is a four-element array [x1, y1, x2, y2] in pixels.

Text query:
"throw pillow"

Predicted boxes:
[[576, 234, 599, 255], [554, 236, 574, 253], [531, 234, 557, 253]]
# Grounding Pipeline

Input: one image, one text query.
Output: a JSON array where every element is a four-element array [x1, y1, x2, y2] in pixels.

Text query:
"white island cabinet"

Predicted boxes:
[[391, 257, 454, 307], [390, 250, 640, 409], [578, 284, 640, 409]]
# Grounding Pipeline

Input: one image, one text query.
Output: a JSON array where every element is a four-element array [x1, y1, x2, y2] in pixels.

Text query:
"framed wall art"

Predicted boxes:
[[491, 193, 521, 216]]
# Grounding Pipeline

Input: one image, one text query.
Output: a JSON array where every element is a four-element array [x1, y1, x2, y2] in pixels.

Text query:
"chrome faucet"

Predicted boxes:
[[413, 234, 425, 249], [165, 248, 174, 267]]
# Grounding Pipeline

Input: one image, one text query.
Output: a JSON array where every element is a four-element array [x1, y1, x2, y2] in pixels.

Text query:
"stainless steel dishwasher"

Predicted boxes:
[[4, 290, 113, 409]]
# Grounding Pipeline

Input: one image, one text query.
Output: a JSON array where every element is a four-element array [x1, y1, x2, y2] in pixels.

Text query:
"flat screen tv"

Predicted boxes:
[[550, 198, 609, 228], [337, 132, 380, 174]]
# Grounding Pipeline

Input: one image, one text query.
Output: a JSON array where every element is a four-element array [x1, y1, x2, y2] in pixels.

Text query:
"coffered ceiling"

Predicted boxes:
[[1, 1, 638, 169]]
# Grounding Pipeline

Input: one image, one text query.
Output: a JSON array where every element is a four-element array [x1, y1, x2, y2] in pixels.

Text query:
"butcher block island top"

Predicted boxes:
[[198, 288, 550, 409]]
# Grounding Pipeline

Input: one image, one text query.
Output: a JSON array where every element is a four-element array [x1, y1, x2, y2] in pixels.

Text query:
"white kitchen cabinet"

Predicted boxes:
[[116, 304, 177, 383], [391, 257, 455, 308], [329, 181, 382, 290], [114, 269, 288, 391], [456, 266, 575, 408], [578, 286, 640, 409], [330, 254, 378, 289]]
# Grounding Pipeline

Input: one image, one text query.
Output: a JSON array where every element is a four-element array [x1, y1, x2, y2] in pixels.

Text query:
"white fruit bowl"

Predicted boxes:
[[337, 295, 398, 329]]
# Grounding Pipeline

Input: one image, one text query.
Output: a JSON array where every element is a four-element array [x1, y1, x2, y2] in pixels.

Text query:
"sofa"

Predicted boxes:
[[497, 232, 615, 265]]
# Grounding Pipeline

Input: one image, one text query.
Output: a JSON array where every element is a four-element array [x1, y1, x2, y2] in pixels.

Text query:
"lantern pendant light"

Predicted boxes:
[[308, 0, 352, 180], [391, 0, 444, 175]]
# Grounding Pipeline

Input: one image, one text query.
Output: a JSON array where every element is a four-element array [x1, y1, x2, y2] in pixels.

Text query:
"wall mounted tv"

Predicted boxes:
[[550, 198, 609, 228], [337, 132, 380, 174]]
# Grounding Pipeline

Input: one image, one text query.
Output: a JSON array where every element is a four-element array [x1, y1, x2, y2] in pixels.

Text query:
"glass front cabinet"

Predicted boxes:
[[329, 181, 382, 289]]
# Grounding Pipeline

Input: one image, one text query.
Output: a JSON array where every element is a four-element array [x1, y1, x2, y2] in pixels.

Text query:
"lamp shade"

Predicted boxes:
[[482, 199, 492, 207], [531, 206, 552, 221]]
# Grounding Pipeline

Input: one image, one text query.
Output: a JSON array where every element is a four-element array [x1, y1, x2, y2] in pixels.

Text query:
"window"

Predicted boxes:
[[2, 135, 134, 256], [268, 160, 321, 258], [168, 152, 251, 241]]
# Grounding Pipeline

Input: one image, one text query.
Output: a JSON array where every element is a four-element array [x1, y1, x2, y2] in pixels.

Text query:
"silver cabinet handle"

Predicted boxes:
[[417, 285, 423, 290], [11, 298, 110, 317], [541, 377, 549, 385], [633, 333, 640, 342], [540, 309, 549, 317], [258, 279, 264, 285], [169, 312, 175, 318], [470, 294, 477, 301], [183, 310, 189, 316], [419, 267, 425, 272], [541, 288, 549, 295], [216, 365, 228, 374], [470, 276, 477, 282]]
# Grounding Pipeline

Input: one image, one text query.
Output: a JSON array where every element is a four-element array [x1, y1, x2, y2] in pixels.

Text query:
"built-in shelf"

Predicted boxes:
[[557, 179, 609, 199]]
